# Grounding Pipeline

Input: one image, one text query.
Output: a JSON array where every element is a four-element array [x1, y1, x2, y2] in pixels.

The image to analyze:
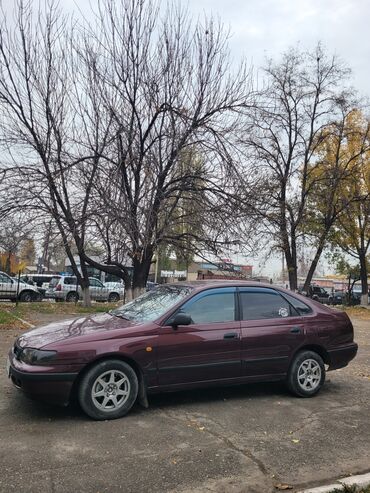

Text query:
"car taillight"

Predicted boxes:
[[55, 284, 61, 291]]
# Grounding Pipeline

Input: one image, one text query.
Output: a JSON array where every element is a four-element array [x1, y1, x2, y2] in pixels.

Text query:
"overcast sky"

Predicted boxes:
[[185, 0, 370, 98]]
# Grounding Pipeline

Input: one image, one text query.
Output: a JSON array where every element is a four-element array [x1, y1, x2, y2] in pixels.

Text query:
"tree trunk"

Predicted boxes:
[[79, 258, 91, 307], [303, 240, 326, 292], [359, 250, 369, 306], [132, 253, 153, 299], [285, 239, 298, 291], [81, 286, 91, 307]]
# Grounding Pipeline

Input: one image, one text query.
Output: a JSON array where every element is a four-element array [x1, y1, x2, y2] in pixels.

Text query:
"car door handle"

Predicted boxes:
[[224, 332, 239, 339], [290, 327, 301, 334]]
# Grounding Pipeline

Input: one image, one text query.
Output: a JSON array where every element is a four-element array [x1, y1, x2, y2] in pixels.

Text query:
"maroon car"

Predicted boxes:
[[6, 281, 358, 420]]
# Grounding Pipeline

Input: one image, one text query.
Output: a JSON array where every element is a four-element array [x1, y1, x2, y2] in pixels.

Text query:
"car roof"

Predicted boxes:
[[168, 280, 284, 292]]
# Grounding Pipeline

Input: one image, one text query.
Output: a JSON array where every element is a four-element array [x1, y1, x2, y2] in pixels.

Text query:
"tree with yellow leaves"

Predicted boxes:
[[304, 109, 370, 304]]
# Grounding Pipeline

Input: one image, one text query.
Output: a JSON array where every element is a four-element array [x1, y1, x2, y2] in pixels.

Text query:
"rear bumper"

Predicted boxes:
[[327, 343, 358, 370], [7, 352, 78, 406]]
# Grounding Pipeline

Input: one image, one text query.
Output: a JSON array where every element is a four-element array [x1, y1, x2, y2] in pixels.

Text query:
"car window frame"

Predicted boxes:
[[164, 287, 238, 326], [279, 291, 313, 316], [237, 286, 301, 321]]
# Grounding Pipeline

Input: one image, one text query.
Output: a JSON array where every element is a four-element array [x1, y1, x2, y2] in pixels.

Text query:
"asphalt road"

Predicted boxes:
[[1, 318, 369, 493]]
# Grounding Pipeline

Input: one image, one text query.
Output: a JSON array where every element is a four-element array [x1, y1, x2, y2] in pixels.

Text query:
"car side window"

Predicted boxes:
[[282, 293, 312, 316], [64, 277, 77, 285], [0, 273, 10, 283], [90, 278, 103, 287], [240, 288, 295, 320], [174, 288, 236, 324]]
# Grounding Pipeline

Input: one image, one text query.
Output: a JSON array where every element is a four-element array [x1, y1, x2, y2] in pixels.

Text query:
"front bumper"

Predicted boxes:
[[7, 350, 78, 406], [328, 343, 358, 370]]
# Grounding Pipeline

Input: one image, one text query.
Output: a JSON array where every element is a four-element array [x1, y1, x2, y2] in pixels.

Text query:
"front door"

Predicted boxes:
[[157, 287, 241, 386], [239, 287, 306, 379], [0, 272, 15, 299]]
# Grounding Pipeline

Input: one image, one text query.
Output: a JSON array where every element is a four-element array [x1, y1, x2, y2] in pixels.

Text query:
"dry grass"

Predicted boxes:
[[337, 306, 370, 320], [0, 301, 119, 330]]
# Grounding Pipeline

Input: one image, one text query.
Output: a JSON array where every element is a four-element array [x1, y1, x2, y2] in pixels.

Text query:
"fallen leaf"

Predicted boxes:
[[274, 483, 293, 490], [292, 439, 300, 444]]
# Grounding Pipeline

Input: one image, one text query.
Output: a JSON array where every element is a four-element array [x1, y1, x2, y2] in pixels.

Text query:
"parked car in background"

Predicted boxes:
[[50, 276, 122, 302], [0, 271, 41, 302], [301, 285, 331, 304], [20, 274, 61, 299], [7, 281, 358, 420], [104, 282, 125, 296], [329, 290, 344, 305]]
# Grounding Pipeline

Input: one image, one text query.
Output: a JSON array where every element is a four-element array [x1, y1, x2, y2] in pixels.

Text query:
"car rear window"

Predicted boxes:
[[282, 293, 312, 315], [64, 277, 77, 285], [240, 288, 293, 320]]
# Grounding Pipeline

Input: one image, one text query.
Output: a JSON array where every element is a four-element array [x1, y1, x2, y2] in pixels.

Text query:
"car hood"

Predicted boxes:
[[16, 313, 140, 349]]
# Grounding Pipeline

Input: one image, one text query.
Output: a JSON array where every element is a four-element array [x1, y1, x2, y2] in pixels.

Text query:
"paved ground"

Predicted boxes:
[[0, 316, 369, 493]]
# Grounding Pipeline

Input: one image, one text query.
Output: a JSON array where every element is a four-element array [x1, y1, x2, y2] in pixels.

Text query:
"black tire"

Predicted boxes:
[[287, 350, 325, 397], [78, 359, 138, 420], [19, 291, 34, 302], [108, 292, 120, 303], [66, 291, 79, 303]]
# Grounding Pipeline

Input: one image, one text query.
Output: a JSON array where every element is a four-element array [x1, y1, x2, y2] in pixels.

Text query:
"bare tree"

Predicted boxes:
[[240, 45, 356, 290], [75, 0, 253, 298], [0, 1, 113, 305]]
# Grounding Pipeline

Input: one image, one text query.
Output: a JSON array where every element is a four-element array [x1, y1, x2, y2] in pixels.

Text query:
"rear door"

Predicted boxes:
[[239, 287, 306, 379], [157, 287, 241, 386]]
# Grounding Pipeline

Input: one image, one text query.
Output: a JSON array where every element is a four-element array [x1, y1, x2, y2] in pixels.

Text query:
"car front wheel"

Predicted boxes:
[[78, 360, 138, 420], [287, 350, 325, 397], [108, 292, 120, 303], [19, 291, 34, 302]]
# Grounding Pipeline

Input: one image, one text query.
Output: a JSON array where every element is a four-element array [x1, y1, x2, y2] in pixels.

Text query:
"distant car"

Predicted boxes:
[[146, 281, 159, 291], [51, 276, 121, 303], [20, 274, 61, 298], [329, 290, 344, 305], [7, 281, 358, 420], [0, 271, 41, 302], [303, 285, 331, 304]]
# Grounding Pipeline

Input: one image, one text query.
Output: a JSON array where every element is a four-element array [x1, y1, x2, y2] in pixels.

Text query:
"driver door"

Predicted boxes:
[[157, 287, 241, 387]]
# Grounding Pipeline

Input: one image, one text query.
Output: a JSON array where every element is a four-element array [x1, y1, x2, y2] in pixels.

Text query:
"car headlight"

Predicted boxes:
[[19, 348, 57, 365]]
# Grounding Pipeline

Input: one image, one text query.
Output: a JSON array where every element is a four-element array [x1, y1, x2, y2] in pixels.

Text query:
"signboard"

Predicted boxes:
[[161, 270, 187, 278]]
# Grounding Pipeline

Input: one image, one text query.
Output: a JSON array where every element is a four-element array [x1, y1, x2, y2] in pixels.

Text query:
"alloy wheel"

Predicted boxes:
[[91, 370, 131, 411], [297, 358, 322, 391]]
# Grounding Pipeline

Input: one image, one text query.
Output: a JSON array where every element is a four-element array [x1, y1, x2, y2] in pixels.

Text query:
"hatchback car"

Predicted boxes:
[[7, 281, 358, 420]]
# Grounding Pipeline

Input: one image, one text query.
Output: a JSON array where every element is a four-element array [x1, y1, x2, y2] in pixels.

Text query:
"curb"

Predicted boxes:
[[4, 310, 35, 329], [298, 472, 370, 493]]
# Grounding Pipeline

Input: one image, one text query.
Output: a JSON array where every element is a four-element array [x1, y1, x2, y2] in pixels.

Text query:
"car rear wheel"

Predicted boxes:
[[19, 291, 34, 302], [287, 350, 325, 397], [108, 292, 120, 303], [66, 291, 79, 303], [78, 360, 138, 420]]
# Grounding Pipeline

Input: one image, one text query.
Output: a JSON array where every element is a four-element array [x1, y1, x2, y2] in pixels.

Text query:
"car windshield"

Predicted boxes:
[[111, 285, 193, 322]]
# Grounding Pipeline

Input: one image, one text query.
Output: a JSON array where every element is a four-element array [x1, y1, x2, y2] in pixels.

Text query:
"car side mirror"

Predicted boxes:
[[171, 313, 192, 329]]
